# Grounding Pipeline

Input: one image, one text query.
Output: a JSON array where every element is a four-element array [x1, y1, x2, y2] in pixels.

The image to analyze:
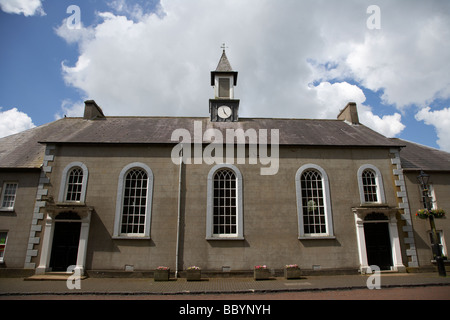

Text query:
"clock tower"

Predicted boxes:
[[210, 45, 240, 122]]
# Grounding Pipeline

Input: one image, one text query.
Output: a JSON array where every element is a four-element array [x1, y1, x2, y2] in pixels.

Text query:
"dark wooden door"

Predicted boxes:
[[49, 222, 81, 271], [364, 222, 393, 270]]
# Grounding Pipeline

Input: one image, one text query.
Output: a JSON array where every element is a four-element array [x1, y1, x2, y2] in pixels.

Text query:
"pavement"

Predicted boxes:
[[1, 272, 450, 298]]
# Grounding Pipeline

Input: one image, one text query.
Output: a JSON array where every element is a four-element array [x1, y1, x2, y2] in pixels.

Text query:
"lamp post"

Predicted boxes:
[[417, 171, 446, 277]]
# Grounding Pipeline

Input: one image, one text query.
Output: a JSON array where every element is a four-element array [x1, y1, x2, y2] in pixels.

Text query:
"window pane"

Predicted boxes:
[[121, 169, 147, 235], [213, 169, 237, 236], [301, 170, 327, 235], [362, 169, 378, 202], [65, 167, 83, 202], [1, 183, 18, 208]]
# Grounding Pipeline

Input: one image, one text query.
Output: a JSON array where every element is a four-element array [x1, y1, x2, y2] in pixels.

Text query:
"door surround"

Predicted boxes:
[[353, 207, 406, 274], [36, 204, 92, 276]]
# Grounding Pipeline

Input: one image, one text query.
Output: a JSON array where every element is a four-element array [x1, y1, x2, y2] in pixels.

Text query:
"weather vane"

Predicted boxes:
[[221, 43, 228, 52]]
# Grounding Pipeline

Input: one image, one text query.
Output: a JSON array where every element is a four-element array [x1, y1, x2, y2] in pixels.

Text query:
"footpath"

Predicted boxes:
[[0, 272, 449, 298]]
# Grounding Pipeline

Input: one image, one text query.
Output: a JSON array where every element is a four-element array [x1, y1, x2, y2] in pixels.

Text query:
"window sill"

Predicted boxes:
[[0, 208, 14, 213], [206, 237, 245, 241], [112, 236, 151, 240], [298, 236, 336, 240]]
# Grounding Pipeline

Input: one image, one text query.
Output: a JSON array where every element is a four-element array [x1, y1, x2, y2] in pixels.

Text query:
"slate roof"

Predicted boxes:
[[391, 138, 450, 172], [215, 51, 234, 72], [0, 116, 406, 169]]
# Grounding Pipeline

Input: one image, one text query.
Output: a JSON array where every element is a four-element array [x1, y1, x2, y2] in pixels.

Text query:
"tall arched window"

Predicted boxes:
[[357, 165, 386, 205], [213, 169, 237, 235], [206, 164, 243, 240], [362, 169, 378, 203], [66, 167, 84, 202], [295, 164, 334, 239], [58, 162, 89, 203], [113, 163, 153, 239], [121, 169, 148, 235]]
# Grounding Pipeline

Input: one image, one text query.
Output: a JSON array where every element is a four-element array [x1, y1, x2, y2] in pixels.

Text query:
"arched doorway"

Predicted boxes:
[[353, 208, 405, 273], [49, 212, 81, 271], [363, 213, 393, 270]]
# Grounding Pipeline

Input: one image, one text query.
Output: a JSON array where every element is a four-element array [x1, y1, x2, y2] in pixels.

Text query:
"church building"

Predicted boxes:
[[0, 50, 449, 277]]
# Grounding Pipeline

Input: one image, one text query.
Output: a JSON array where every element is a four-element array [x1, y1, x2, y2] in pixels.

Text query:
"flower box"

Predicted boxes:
[[254, 265, 270, 280], [284, 265, 301, 279], [186, 266, 201, 281], [154, 267, 170, 281]]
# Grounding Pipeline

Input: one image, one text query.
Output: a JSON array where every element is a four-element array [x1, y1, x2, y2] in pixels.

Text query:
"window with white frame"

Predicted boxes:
[[58, 162, 89, 203], [121, 169, 148, 234], [206, 164, 244, 239], [1, 182, 18, 210], [362, 169, 378, 202], [113, 163, 153, 238], [295, 164, 334, 238], [0, 232, 7, 263], [65, 167, 84, 202], [357, 164, 386, 205]]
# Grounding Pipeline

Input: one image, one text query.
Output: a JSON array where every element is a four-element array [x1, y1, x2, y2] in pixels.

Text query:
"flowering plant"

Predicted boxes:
[[254, 265, 267, 269], [416, 209, 446, 219], [285, 264, 299, 269], [157, 266, 169, 270], [187, 266, 201, 270]]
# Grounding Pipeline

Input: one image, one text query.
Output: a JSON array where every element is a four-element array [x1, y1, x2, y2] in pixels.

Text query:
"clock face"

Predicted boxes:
[[218, 106, 232, 119]]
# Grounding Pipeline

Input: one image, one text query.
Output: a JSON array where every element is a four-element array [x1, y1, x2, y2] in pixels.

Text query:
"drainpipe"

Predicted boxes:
[[175, 149, 183, 278]]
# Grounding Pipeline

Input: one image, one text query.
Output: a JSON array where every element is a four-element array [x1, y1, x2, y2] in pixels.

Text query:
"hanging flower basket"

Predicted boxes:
[[416, 209, 446, 219]]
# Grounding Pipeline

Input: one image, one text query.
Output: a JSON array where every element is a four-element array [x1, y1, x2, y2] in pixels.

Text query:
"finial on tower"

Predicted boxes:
[[221, 43, 228, 52]]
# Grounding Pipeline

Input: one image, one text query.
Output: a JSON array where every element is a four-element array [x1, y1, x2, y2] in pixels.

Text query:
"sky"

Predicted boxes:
[[1, 0, 450, 152]]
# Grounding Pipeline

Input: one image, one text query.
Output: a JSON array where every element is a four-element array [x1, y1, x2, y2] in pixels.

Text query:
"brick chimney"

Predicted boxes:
[[337, 102, 359, 125], [83, 100, 105, 120]]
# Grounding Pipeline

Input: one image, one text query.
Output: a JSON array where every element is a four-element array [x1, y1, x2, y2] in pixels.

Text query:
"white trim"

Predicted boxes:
[[206, 164, 244, 240], [295, 164, 334, 239], [36, 210, 91, 276], [353, 209, 405, 273], [357, 164, 386, 205], [113, 162, 154, 239], [58, 162, 89, 203], [0, 182, 18, 211]]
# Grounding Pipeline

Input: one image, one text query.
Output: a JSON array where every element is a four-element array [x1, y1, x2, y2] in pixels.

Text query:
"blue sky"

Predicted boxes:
[[1, 0, 450, 152]]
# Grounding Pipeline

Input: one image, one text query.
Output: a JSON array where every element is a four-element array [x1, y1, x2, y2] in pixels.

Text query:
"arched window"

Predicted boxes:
[[58, 162, 89, 203], [362, 169, 378, 203], [66, 167, 84, 202], [357, 165, 386, 204], [206, 164, 243, 240], [295, 164, 334, 239], [113, 163, 153, 239]]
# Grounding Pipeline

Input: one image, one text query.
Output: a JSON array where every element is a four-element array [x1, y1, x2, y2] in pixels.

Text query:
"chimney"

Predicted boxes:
[[337, 102, 359, 124], [83, 100, 105, 120]]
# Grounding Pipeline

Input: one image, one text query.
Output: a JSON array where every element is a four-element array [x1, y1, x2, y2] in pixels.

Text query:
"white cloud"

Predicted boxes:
[[0, 108, 35, 138], [0, 0, 45, 16], [415, 107, 450, 152], [54, 0, 447, 140], [311, 81, 405, 137]]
